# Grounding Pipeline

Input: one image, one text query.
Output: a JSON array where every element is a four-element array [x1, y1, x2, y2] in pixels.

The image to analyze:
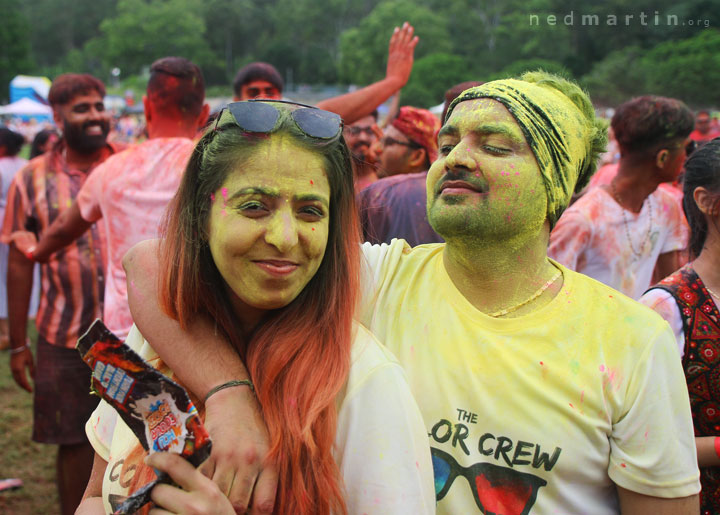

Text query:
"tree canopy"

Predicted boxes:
[[3, 0, 718, 108]]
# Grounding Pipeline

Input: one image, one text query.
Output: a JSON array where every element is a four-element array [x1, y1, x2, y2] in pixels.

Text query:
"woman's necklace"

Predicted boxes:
[[610, 181, 653, 258], [488, 269, 562, 317]]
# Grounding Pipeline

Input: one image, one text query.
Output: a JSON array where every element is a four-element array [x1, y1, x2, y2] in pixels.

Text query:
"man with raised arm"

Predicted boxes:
[[233, 23, 418, 126], [124, 73, 700, 513]]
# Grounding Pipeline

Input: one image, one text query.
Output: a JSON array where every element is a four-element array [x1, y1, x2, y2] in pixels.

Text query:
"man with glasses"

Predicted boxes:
[[344, 111, 382, 191], [549, 95, 692, 299], [357, 106, 443, 245]]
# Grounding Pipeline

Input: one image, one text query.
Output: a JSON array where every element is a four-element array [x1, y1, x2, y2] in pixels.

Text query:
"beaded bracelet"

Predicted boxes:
[[204, 379, 255, 403]]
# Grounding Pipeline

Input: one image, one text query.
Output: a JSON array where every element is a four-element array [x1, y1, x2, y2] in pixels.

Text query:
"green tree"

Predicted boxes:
[[490, 59, 571, 81], [338, 0, 451, 85], [580, 47, 648, 106], [401, 53, 471, 108], [0, 0, 34, 103], [89, 0, 215, 76], [202, 0, 262, 85], [641, 29, 720, 106], [20, 0, 115, 70]]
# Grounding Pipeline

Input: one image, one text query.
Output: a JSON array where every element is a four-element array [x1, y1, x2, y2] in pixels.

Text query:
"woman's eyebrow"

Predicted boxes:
[[228, 188, 329, 207], [229, 186, 279, 201]]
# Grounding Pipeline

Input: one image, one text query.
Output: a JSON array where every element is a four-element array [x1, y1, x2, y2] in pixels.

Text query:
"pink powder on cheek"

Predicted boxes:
[[221, 187, 228, 198]]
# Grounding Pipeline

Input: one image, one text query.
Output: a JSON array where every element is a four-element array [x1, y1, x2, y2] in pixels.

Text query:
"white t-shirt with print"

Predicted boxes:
[[86, 323, 436, 514], [549, 187, 688, 299]]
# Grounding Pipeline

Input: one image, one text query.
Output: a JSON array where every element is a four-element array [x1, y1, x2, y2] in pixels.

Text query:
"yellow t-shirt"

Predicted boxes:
[[359, 239, 700, 514]]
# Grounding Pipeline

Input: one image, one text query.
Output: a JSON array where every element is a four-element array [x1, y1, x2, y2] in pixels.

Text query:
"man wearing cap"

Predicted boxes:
[[123, 73, 700, 513], [357, 106, 443, 245]]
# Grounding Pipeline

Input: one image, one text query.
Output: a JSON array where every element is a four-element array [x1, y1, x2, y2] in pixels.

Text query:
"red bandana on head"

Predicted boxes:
[[391, 106, 441, 163]]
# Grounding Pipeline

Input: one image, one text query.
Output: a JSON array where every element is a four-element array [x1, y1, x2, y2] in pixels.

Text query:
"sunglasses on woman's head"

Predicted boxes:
[[214, 99, 343, 140]]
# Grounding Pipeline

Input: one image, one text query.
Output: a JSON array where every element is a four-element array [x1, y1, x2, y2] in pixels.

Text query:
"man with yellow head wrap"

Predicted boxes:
[[122, 72, 700, 514]]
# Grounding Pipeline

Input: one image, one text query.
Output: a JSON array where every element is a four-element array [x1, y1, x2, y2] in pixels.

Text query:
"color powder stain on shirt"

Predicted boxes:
[[621, 463, 627, 468], [539, 361, 549, 380], [569, 360, 580, 375], [599, 364, 606, 372], [310, 179, 314, 185]]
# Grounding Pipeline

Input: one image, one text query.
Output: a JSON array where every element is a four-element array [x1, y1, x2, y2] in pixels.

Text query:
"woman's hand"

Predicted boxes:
[[201, 387, 277, 514], [147, 452, 235, 515]]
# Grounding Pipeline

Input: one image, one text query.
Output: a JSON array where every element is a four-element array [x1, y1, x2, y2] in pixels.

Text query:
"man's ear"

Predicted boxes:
[[655, 148, 670, 169], [407, 148, 427, 169]]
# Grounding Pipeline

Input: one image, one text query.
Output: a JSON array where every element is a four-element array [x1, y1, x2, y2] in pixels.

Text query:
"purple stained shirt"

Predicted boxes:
[[357, 171, 443, 247]]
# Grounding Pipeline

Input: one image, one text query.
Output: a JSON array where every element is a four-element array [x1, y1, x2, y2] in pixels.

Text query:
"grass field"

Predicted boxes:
[[0, 323, 60, 514]]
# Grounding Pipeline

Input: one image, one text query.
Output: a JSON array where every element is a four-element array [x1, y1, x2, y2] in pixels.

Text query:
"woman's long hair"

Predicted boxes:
[[157, 106, 360, 514], [683, 137, 720, 259]]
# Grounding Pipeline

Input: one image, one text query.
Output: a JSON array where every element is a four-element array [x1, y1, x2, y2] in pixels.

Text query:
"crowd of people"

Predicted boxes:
[[1, 20, 720, 515]]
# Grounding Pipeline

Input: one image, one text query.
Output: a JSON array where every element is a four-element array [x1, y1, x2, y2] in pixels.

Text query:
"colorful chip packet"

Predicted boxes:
[[77, 319, 212, 514]]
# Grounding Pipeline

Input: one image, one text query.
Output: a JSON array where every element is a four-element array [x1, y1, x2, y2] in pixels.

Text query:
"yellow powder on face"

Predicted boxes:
[[445, 76, 607, 227]]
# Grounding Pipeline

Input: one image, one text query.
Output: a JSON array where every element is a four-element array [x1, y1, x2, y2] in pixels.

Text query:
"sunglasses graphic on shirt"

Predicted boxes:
[[432, 447, 547, 515]]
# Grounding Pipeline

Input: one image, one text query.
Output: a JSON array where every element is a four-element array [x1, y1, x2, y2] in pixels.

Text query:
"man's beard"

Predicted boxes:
[[63, 119, 110, 154]]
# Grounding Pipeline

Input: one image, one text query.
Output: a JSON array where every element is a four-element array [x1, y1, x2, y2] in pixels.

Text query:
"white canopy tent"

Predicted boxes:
[[0, 98, 53, 116]]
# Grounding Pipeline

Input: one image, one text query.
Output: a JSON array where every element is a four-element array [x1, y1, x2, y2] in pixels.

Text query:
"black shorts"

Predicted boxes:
[[32, 336, 99, 445]]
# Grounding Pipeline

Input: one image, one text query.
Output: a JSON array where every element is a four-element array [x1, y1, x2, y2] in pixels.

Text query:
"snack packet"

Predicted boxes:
[[77, 319, 212, 514]]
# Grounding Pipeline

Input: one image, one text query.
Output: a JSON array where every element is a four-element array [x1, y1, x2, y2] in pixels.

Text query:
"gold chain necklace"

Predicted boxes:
[[488, 269, 562, 317], [610, 181, 653, 258], [706, 285, 720, 299]]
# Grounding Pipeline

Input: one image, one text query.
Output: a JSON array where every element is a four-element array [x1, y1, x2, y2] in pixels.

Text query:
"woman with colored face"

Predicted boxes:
[[77, 102, 434, 515], [641, 138, 720, 514]]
